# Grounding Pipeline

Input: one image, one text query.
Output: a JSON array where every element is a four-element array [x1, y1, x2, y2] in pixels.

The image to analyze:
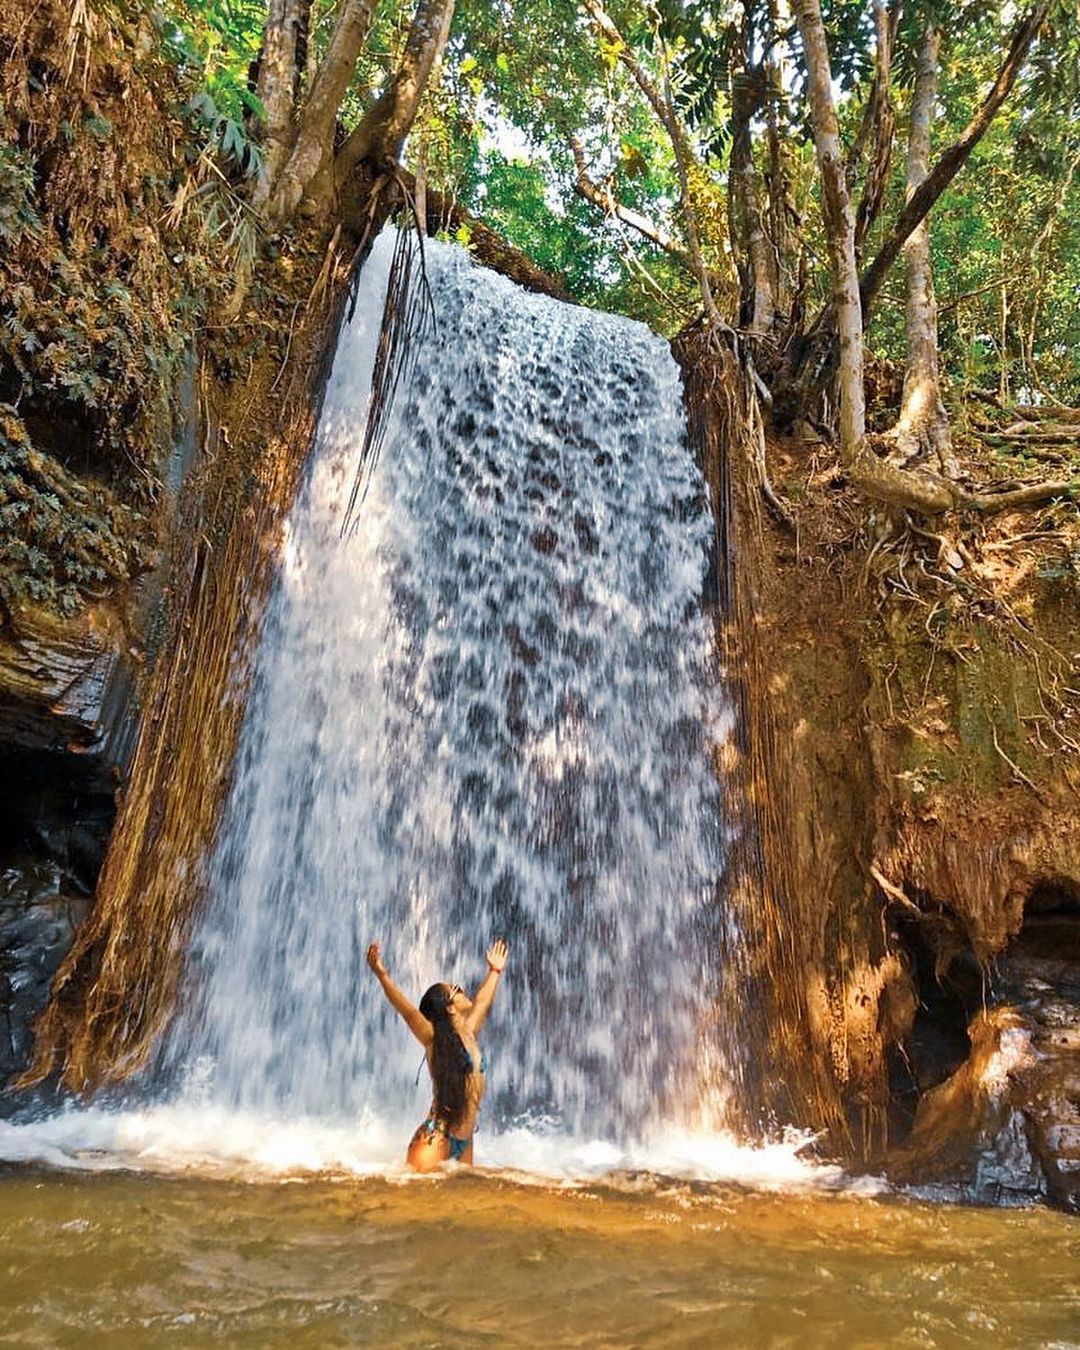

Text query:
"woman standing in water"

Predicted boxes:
[[366, 938, 509, 1170]]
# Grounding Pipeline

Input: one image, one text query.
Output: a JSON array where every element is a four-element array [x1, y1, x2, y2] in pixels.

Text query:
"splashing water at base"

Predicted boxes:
[[0, 1068, 853, 1192], [0, 1103, 861, 1192]]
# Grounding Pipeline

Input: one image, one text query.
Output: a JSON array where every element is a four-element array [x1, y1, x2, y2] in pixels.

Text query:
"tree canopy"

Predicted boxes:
[[161, 0, 1080, 409], [2, 0, 1077, 532]]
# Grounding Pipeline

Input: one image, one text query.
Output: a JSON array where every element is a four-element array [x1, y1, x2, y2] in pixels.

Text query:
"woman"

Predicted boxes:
[[366, 937, 508, 1170]]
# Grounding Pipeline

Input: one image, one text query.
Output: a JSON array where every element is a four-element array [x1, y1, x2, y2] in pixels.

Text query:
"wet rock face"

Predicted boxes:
[[0, 610, 139, 768], [0, 857, 91, 1088], [889, 1008, 1047, 1206], [0, 751, 115, 1105], [888, 883, 1080, 1211], [0, 609, 132, 1105], [887, 906, 983, 1128]]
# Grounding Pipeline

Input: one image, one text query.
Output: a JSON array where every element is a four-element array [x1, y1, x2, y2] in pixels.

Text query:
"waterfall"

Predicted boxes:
[[157, 232, 734, 1161], [156, 229, 736, 1158]]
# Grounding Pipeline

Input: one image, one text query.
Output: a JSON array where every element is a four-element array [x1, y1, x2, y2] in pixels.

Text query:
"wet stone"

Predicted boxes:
[[0, 858, 91, 1089]]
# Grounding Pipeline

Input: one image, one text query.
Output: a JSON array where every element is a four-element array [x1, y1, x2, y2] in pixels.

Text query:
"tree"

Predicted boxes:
[[792, 0, 867, 476], [889, 22, 951, 470], [793, 0, 1075, 516], [240, 0, 456, 223]]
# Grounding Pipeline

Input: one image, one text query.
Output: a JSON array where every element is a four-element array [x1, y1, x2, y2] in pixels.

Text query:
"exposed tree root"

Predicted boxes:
[[849, 437, 1079, 520], [959, 479, 1079, 515]]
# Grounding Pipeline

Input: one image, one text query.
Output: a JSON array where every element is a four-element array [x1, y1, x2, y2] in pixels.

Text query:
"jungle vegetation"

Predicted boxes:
[[3, 0, 1080, 599]]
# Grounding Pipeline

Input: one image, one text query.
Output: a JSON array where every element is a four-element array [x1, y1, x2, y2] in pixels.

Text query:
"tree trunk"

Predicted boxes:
[[793, 0, 967, 517], [852, 0, 896, 258], [333, 0, 456, 190], [730, 23, 775, 334], [776, 0, 1066, 521], [265, 0, 379, 224], [891, 26, 952, 470], [860, 3, 1050, 318], [763, 36, 800, 321], [251, 0, 311, 212], [793, 0, 865, 461]]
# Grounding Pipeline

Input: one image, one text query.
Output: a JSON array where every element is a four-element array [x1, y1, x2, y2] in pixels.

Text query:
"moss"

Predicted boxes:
[[861, 599, 1064, 801], [952, 628, 1039, 782]]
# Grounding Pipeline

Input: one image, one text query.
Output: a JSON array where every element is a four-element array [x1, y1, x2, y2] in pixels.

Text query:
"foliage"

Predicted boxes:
[[859, 8, 1080, 404], [163, 0, 267, 124], [422, 0, 1080, 400], [3, 0, 1080, 621], [0, 0, 243, 615], [0, 406, 153, 615]]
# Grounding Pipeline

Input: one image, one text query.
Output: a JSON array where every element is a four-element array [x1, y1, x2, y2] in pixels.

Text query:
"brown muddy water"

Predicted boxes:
[[1, 1170, 1076, 1347]]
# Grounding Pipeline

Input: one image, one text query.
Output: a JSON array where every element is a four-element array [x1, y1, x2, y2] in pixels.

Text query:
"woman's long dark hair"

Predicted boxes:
[[419, 984, 469, 1124]]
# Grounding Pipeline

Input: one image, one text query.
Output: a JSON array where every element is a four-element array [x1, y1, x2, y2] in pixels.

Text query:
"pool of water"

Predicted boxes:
[[2, 1168, 1076, 1347]]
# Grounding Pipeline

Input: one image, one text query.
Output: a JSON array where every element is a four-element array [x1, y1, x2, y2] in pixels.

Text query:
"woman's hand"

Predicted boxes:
[[465, 940, 509, 1033], [366, 942, 387, 978]]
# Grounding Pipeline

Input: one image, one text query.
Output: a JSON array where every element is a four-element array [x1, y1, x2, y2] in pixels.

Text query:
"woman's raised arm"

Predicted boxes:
[[367, 942, 433, 1046], [465, 938, 508, 1034]]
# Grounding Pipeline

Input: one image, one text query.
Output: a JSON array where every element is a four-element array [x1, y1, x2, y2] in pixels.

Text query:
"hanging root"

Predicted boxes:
[[340, 181, 436, 537], [743, 352, 796, 532], [16, 230, 359, 1097]]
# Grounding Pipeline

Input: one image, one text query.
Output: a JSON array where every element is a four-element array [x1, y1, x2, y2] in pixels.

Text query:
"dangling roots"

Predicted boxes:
[[16, 230, 361, 1096], [341, 185, 436, 537], [674, 321, 858, 1148]]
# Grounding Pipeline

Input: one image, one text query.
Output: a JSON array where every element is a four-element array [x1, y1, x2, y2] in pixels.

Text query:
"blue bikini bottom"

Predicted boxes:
[[418, 1117, 470, 1160]]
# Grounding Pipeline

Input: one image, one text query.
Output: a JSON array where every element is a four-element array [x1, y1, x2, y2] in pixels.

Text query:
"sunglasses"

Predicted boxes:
[[446, 984, 463, 1003]]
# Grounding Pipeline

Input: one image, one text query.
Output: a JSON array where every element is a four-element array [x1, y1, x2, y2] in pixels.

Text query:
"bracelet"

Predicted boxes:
[[487, 962, 502, 973]]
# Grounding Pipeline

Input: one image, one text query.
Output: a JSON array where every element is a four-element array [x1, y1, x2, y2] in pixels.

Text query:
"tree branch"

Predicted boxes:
[[568, 135, 695, 269], [397, 168, 572, 300], [860, 3, 1050, 316], [582, 0, 732, 338], [334, 0, 455, 186]]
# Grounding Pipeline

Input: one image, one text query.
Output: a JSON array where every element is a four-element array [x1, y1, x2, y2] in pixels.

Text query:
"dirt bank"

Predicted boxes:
[[681, 332, 1080, 1207]]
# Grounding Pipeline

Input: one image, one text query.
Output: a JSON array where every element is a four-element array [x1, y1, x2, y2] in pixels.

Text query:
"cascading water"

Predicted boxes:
[[5, 232, 840, 1185], [159, 228, 736, 1161]]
